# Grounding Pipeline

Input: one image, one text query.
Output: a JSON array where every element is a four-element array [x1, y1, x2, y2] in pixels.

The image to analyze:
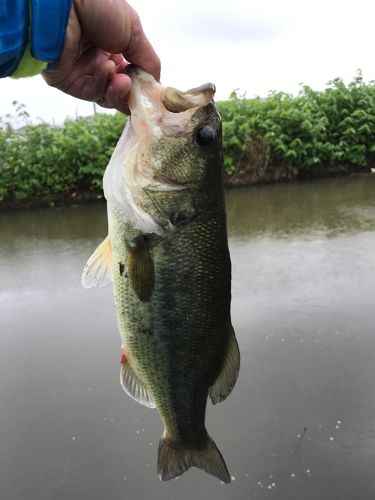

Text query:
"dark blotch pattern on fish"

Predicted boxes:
[[119, 262, 125, 276]]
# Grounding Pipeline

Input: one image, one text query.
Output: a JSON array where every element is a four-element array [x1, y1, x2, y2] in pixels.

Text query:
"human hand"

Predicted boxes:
[[42, 0, 160, 114]]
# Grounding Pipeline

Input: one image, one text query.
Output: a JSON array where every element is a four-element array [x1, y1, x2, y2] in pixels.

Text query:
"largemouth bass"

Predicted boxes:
[[82, 67, 240, 483]]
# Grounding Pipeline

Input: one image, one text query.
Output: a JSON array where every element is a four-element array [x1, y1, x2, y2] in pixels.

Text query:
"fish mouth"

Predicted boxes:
[[145, 173, 189, 192], [126, 66, 216, 135], [161, 83, 216, 113]]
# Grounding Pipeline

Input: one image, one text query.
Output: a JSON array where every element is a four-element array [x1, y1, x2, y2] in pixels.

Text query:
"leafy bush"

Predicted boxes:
[[217, 70, 375, 176], [0, 112, 126, 201]]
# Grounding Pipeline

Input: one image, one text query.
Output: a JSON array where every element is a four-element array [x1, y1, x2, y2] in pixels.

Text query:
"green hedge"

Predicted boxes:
[[219, 71, 375, 176], [1, 71, 375, 202], [0, 111, 126, 201]]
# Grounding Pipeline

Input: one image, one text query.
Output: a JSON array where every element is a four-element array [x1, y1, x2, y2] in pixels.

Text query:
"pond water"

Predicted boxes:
[[1, 175, 375, 500]]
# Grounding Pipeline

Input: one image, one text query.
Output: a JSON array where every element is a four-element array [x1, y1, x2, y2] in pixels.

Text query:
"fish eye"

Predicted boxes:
[[195, 126, 215, 147]]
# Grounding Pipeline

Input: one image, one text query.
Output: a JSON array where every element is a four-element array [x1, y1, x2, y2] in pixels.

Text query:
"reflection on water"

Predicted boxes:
[[227, 175, 375, 239], [1, 175, 375, 500]]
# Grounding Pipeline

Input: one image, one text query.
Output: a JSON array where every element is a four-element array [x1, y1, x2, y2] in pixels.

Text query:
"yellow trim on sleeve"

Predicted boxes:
[[12, 44, 48, 78]]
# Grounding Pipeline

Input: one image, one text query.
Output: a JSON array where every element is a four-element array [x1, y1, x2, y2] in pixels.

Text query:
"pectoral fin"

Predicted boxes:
[[209, 325, 240, 405], [82, 236, 113, 288], [127, 246, 155, 302]]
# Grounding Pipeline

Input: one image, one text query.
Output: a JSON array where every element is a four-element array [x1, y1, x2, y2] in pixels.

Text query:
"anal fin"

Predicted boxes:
[[120, 347, 155, 408], [209, 324, 240, 405]]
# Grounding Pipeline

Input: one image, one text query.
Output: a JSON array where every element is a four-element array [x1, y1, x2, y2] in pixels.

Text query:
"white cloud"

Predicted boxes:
[[150, 3, 291, 43], [0, 75, 114, 125]]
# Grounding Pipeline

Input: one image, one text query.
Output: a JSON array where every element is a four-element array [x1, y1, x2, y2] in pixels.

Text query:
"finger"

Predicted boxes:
[[74, 0, 161, 81], [123, 28, 161, 82], [110, 53, 125, 66], [118, 4, 161, 80], [109, 54, 129, 74], [52, 56, 116, 102], [99, 73, 132, 114], [43, 43, 109, 87], [80, 58, 116, 101]]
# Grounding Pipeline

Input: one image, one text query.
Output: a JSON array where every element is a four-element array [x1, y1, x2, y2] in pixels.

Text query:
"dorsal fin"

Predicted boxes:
[[82, 236, 113, 288]]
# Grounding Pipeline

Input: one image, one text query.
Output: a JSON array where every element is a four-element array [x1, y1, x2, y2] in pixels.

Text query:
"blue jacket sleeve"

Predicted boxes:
[[0, 0, 29, 77], [0, 0, 72, 78], [31, 0, 71, 63]]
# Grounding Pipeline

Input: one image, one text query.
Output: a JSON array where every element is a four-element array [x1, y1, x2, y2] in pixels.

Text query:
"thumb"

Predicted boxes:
[[73, 0, 160, 80]]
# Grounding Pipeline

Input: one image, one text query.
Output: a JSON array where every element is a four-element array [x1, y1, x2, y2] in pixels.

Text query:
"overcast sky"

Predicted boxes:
[[1, 0, 375, 123]]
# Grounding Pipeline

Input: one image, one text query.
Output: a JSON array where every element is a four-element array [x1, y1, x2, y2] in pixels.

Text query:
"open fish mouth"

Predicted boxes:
[[161, 82, 216, 113], [127, 65, 215, 111], [126, 66, 216, 137]]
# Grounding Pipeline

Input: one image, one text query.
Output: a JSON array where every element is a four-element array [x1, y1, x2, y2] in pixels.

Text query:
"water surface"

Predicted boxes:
[[1, 175, 375, 500]]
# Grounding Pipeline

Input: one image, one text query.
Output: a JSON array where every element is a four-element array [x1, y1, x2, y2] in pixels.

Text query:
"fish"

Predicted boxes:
[[82, 67, 240, 483]]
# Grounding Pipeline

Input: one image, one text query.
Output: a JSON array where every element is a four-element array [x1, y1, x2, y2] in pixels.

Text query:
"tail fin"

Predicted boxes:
[[157, 433, 231, 483]]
